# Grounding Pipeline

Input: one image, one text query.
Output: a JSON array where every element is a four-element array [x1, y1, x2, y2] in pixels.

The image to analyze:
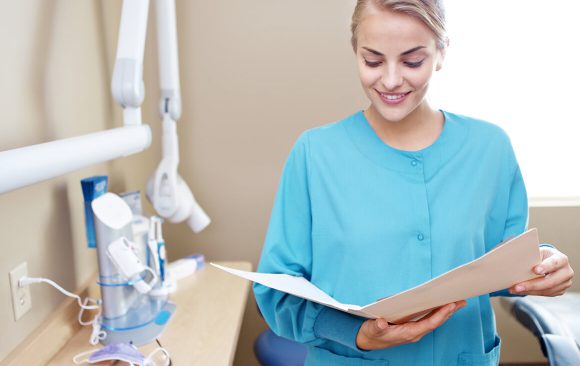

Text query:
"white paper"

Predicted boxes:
[[211, 263, 360, 312], [212, 229, 542, 323]]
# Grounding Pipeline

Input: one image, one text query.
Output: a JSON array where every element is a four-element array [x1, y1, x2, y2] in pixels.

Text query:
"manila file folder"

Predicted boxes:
[[213, 228, 542, 323]]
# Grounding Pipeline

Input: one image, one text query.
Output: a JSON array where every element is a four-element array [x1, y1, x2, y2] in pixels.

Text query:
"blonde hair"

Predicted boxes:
[[351, 0, 447, 50]]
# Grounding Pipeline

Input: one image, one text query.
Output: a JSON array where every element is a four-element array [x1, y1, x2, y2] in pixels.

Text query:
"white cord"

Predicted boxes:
[[78, 298, 106, 345], [19, 277, 99, 310], [89, 319, 106, 345], [19, 276, 106, 345], [78, 298, 99, 326]]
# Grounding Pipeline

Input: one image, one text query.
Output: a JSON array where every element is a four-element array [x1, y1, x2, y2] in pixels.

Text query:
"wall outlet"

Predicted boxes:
[[9, 262, 32, 321]]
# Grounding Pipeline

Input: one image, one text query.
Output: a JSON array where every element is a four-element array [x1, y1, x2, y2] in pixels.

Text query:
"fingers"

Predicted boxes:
[[357, 318, 391, 350], [362, 317, 392, 340], [510, 267, 574, 296], [534, 249, 568, 275], [536, 281, 572, 297], [411, 301, 466, 337], [509, 248, 574, 297], [371, 318, 390, 334], [512, 273, 560, 292], [358, 301, 467, 350], [513, 278, 573, 296]]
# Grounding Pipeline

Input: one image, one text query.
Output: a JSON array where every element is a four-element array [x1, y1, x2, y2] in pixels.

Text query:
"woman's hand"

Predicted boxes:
[[356, 300, 467, 351], [509, 247, 574, 296]]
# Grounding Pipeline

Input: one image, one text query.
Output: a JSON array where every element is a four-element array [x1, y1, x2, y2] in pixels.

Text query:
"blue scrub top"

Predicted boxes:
[[254, 110, 528, 365]]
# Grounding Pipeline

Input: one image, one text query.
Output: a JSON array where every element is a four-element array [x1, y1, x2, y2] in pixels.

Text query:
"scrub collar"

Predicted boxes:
[[343, 110, 468, 173]]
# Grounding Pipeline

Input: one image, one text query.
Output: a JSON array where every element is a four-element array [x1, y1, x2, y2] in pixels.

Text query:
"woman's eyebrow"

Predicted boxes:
[[361, 46, 427, 56], [362, 47, 383, 56], [401, 46, 426, 56]]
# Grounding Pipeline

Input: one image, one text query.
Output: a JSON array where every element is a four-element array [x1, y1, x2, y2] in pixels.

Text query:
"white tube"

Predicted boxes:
[[0, 125, 151, 194], [116, 0, 149, 62], [156, 0, 180, 93], [155, 0, 182, 120], [111, 0, 150, 124]]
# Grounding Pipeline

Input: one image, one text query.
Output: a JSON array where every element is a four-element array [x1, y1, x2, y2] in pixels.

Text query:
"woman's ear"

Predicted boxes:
[[435, 56, 444, 71], [436, 39, 449, 71]]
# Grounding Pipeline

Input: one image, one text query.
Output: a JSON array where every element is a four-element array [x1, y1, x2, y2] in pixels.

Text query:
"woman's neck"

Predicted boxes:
[[364, 103, 444, 151]]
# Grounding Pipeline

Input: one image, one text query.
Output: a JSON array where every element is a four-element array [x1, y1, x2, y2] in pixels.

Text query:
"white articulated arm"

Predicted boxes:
[[0, 0, 153, 195], [111, 0, 150, 125], [0, 126, 151, 194], [147, 0, 211, 233], [155, 0, 182, 120]]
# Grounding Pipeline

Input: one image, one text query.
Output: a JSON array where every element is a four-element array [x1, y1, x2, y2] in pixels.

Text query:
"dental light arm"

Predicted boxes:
[[155, 0, 181, 121], [0, 0, 152, 195], [111, 0, 149, 126], [111, 0, 210, 232], [148, 0, 180, 220], [146, 0, 211, 233]]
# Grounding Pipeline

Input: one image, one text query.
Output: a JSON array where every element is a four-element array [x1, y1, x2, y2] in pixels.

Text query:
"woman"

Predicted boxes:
[[254, 1, 574, 364]]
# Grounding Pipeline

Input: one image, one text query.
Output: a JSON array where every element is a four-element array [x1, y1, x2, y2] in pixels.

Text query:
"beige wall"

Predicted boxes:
[[0, 0, 109, 361], [0, 1, 578, 365]]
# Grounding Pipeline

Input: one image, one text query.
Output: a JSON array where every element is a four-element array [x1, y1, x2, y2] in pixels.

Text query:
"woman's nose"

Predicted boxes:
[[381, 66, 403, 91]]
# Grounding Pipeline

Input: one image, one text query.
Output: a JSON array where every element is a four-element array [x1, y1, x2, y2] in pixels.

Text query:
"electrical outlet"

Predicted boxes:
[[9, 262, 32, 320]]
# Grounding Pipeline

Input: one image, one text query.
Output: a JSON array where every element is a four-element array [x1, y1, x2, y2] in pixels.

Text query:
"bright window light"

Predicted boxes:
[[430, 0, 580, 206]]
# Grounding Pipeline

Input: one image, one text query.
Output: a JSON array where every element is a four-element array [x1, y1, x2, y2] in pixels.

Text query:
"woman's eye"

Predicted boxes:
[[404, 60, 425, 68], [364, 59, 382, 68]]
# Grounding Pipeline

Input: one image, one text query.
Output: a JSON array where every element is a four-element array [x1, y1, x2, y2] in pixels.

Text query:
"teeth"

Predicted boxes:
[[381, 92, 406, 100]]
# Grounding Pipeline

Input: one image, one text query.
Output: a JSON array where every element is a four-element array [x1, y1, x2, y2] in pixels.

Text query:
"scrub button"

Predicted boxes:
[[411, 160, 418, 166], [417, 233, 424, 241]]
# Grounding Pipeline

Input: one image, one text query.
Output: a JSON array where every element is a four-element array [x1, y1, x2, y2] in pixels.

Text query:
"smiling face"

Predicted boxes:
[[355, 6, 444, 124]]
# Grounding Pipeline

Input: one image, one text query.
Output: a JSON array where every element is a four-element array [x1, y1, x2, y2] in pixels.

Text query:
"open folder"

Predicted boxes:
[[212, 229, 542, 323]]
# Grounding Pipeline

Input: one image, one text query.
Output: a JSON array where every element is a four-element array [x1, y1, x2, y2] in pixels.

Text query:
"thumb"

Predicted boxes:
[[372, 318, 389, 333]]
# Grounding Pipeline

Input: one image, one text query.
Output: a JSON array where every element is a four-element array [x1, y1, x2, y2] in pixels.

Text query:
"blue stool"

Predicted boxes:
[[254, 328, 308, 366]]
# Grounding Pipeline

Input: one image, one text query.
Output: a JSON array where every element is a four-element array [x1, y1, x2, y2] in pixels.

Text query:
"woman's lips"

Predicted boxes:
[[376, 90, 411, 105]]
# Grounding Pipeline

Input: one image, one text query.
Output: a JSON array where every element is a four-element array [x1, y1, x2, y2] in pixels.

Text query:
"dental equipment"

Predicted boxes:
[[154, 218, 166, 283], [166, 253, 205, 281], [120, 190, 145, 216], [0, 0, 152, 195], [92, 193, 141, 319], [81, 176, 109, 248], [148, 216, 174, 297], [73, 342, 171, 366], [92, 192, 175, 346], [106, 237, 157, 294], [146, 0, 211, 233], [120, 190, 150, 264], [0, 127, 150, 195], [2, 0, 205, 349], [147, 217, 162, 280]]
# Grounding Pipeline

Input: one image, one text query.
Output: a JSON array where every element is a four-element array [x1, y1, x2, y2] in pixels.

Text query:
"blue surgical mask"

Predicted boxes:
[[73, 343, 169, 366]]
